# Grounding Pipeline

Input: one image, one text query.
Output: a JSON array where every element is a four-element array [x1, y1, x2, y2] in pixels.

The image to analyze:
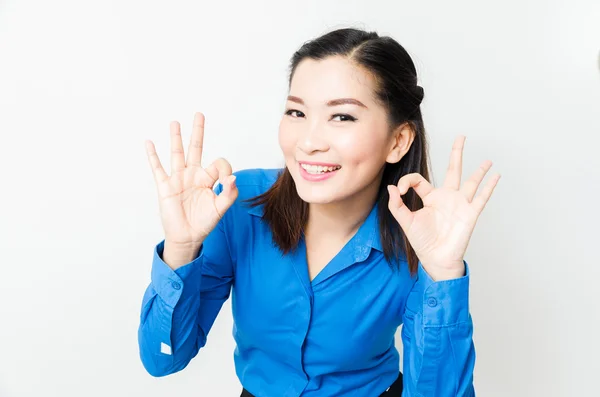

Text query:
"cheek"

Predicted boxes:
[[278, 122, 294, 155], [336, 133, 381, 165]]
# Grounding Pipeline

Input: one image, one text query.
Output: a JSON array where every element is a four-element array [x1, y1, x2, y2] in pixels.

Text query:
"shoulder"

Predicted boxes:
[[231, 167, 283, 198], [216, 168, 282, 250], [215, 167, 283, 218]]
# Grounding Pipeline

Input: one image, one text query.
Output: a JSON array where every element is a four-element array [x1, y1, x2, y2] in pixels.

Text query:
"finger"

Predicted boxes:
[[387, 185, 414, 231], [215, 174, 239, 216], [461, 160, 493, 202], [170, 121, 186, 174], [442, 135, 466, 190], [186, 112, 204, 167], [204, 157, 233, 187], [145, 140, 168, 183], [471, 173, 501, 214], [397, 173, 434, 200]]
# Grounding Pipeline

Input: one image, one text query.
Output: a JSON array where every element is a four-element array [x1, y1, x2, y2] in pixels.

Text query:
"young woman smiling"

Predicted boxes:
[[139, 27, 500, 396]]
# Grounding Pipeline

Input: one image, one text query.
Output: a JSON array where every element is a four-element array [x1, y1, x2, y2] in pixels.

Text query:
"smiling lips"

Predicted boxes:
[[298, 161, 341, 181]]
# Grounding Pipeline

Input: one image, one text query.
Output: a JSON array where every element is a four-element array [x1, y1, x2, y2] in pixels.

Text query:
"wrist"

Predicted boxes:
[[163, 240, 203, 271], [424, 261, 465, 281]]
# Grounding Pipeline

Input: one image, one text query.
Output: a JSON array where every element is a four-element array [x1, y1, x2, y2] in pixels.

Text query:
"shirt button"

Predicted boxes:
[[171, 281, 181, 290], [427, 297, 437, 307]]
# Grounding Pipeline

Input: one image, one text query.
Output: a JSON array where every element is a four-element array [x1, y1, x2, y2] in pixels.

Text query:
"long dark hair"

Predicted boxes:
[[244, 27, 431, 275]]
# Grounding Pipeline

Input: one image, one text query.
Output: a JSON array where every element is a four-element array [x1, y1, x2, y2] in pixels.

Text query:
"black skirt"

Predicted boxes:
[[241, 371, 403, 396]]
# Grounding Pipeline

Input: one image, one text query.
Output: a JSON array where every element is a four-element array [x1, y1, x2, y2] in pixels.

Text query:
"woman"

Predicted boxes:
[[139, 27, 499, 396]]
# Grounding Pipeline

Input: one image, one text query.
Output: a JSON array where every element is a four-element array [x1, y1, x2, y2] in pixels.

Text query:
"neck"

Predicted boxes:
[[305, 176, 381, 241]]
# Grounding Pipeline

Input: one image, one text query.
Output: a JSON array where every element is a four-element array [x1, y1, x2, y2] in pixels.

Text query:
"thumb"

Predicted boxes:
[[387, 184, 413, 231], [215, 175, 238, 216]]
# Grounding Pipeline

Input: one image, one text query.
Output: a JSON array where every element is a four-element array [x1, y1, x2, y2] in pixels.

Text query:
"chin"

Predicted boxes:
[[292, 178, 343, 204], [295, 188, 339, 204]]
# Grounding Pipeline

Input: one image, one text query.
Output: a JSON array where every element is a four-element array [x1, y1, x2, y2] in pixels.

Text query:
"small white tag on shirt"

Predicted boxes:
[[160, 342, 172, 355]]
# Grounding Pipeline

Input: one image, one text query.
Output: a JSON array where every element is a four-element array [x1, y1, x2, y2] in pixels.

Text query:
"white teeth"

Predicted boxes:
[[300, 163, 341, 174]]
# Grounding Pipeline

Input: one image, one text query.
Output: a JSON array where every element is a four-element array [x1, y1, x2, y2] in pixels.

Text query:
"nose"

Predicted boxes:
[[297, 120, 329, 154]]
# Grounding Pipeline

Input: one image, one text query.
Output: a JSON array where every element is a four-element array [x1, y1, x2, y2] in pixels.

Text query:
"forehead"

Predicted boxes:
[[289, 56, 378, 105]]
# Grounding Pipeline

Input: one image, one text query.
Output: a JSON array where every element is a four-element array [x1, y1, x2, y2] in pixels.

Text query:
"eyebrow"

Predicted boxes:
[[287, 95, 368, 109]]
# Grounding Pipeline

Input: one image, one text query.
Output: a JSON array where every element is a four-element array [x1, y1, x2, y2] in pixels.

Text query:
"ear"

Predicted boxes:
[[385, 122, 415, 164]]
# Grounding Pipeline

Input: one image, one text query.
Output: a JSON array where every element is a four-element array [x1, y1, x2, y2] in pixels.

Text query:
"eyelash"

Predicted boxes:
[[284, 109, 357, 122]]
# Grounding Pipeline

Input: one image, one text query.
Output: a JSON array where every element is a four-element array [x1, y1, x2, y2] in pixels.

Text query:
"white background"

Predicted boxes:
[[1, 0, 599, 396]]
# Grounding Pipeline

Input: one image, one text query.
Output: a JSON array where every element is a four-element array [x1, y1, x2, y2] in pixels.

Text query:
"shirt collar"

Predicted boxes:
[[246, 199, 383, 253], [245, 202, 264, 217], [359, 202, 383, 253]]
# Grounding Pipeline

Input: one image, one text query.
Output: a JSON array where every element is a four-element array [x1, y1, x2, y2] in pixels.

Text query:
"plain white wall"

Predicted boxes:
[[1, 0, 598, 396]]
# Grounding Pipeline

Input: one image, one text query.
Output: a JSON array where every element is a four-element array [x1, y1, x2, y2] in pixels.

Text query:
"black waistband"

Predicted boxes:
[[240, 371, 403, 397]]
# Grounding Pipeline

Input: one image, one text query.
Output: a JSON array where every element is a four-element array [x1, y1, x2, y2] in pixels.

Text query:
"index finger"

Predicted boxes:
[[186, 112, 205, 167]]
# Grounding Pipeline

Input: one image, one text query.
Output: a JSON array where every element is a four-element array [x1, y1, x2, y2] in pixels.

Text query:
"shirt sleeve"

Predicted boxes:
[[137, 183, 234, 377], [400, 260, 476, 396]]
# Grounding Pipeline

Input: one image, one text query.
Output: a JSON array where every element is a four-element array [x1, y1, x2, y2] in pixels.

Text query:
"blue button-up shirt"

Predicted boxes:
[[138, 168, 476, 396]]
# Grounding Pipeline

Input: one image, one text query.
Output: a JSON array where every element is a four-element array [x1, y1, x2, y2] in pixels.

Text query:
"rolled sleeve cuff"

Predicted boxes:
[[418, 260, 471, 327], [151, 239, 204, 308]]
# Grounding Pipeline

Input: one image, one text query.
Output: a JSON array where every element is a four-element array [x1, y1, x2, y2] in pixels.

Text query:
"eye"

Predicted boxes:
[[284, 109, 305, 118], [331, 113, 357, 122], [284, 109, 357, 122]]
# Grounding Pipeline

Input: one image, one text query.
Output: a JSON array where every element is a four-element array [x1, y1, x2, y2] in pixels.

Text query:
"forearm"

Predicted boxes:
[[138, 240, 206, 377], [402, 260, 475, 396], [138, 282, 203, 377], [403, 315, 475, 396]]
